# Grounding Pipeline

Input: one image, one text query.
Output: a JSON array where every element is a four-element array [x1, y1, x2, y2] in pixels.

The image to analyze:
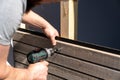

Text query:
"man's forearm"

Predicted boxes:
[[0, 45, 30, 80], [0, 45, 10, 79], [22, 10, 52, 29], [0, 64, 10, 79], [6, 67, 31, 80], [3, 66, 31, 80]]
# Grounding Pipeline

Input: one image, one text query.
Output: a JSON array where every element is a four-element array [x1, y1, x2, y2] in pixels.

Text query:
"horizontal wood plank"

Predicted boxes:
[[56, 41, 120, 70], [14, 52, 100, 80], [13, 41, 35, 55], [47, 75, 64, 80], [49, 64, 100, 80], [13, 31, 53, 48], [13, 30, 120, 80], [14, 51, 120, 80], [13, 31, 120, 71], [15, 62, 27, 68]]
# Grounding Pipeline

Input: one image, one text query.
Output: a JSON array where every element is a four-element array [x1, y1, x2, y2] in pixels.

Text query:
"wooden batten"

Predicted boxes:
[[60, 0, 78, 40]]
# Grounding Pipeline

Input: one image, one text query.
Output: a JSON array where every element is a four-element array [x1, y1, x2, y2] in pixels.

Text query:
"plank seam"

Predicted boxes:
[[15, 60, 103, 80], [56, 52, 120, 71], [48, 73, 67, 80], [14, 49, 120, 72], [48, 61, 104, 80]]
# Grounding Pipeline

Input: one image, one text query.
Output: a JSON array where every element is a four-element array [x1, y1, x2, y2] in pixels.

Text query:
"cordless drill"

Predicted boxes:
[[27, 48, 60, 64]]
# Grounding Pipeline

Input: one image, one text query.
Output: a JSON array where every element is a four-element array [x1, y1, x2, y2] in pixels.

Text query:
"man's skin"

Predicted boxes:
[[0, 0, 61, 80], [22, 10, 59, 45]]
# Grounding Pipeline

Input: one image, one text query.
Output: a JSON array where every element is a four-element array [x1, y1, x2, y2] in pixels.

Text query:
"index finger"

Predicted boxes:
[[40, 61, 49, 66], [50, 36, 56, 46]]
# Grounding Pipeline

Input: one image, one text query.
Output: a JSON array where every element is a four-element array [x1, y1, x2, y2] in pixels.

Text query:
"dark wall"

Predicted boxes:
[[32, 3, 60, 32], [31, 1, 120, 50], [78, 0, 120, 49]]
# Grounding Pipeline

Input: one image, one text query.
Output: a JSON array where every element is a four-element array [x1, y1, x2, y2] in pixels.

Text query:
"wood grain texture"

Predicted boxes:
[[13, 30, 120, 80], [14, 51, 100, 80], [14, 31, 120, 70], [60, 0, 78, 39], [14, 50, 120, 80]]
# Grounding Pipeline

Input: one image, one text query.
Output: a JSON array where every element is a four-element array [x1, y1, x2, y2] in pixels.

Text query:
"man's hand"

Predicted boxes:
[[22, 10, 59, 45], [4, 61, 49, 80], [42, 25, 59, 45], [28, 61, 49, 80], [0, 44, 49, 80]]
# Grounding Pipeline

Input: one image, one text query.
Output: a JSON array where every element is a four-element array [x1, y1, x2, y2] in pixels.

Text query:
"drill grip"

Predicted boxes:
[[27, 48, 48, 64]]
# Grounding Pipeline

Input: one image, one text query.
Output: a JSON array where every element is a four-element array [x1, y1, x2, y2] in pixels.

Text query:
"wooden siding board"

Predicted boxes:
[[48, 54, 120, 80], [15, 62, 27, 68], [14, 50, 120, 80], [14, 52, 99, 80], [47, 75, 65, 80], [13, 31, 53, 48], [13, 31, 120, 70], [14, 52, 28, 65], [56, 41, 120, 70], [14, 41, 35, 55], [13, 30, 120, 80], [49, 64, 101, 80]]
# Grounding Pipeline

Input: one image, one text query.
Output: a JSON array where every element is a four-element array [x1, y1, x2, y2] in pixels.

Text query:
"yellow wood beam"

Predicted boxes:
[[60, 0, 78, 40]]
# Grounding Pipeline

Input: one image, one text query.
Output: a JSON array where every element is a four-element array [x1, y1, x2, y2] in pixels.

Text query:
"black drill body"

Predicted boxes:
[[27, 48, 59, 64]]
